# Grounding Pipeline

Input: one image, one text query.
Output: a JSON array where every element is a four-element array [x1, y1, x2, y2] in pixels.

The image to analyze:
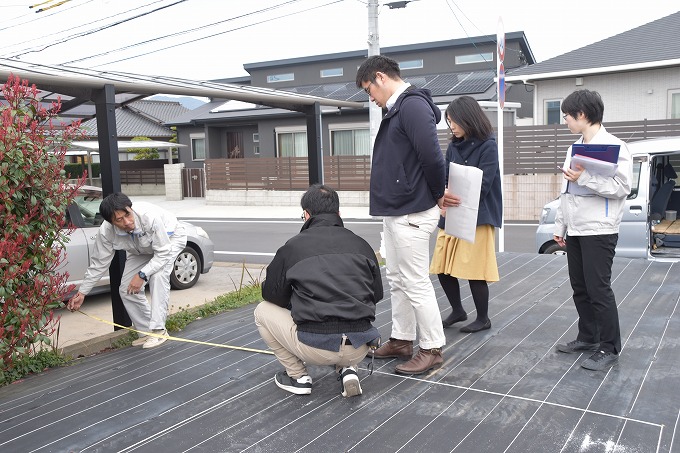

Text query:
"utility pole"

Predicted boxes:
[[367, 0, 381, 159]]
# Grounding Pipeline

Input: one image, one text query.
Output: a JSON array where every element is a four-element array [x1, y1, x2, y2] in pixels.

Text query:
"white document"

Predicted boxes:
[[568, 154, 618, 195], [444, 162, 483, 243], [571, 154, 618, 177]]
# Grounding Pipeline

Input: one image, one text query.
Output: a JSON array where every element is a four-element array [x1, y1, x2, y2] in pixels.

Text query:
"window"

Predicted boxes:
[[254, 145, 260, 155], [321, 68, 343, 78], [545, 100, 562, 125], [276, 128, 307, 157], [252, 133, 259, 142], [330, 126, 370, 156], [455, 53, 493, 65], [190, 133, 205, 161], [669, 89, 680, 119], [267, 73, 294, 83], [399, 59, 423, 70]]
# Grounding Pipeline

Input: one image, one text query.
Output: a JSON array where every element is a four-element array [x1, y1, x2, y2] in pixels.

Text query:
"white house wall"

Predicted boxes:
[[533, 67, 680, 124]]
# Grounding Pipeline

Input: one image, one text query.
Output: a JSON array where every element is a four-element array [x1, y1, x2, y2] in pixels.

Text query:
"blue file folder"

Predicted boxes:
[[571, 144, 620, 163]]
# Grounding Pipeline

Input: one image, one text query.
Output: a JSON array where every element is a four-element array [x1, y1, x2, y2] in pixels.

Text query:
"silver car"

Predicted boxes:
[[62, 186, 214, 296], [536, 137, 680, 261]]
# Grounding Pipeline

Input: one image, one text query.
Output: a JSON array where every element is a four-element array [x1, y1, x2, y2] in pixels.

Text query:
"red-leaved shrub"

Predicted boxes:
[[0, 74, 84, 379]]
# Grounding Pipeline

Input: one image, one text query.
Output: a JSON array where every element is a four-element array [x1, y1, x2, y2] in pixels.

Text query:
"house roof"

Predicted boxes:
[[168, 69, 498, 125], [244, 32, 534, 70], [506, 11, 680, 82], [80, 100, 190, 138]]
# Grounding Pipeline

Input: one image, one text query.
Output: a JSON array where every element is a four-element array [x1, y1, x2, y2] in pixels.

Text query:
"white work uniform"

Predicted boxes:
[[78, 202, 187, 332]]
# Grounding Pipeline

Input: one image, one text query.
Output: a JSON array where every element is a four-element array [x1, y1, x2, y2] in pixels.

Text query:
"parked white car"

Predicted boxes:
[[62, 186, 215, 296], [536, 137, 680, 261]]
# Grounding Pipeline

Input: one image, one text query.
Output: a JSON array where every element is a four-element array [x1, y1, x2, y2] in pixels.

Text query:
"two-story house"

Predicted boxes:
[[168, 33, 535, 171]]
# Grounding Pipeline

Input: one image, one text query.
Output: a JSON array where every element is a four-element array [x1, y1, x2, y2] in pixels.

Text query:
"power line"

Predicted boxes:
[[62, 0, 304, 65], [66, 0, 346, 69], [0, 0, 94, 29], [0, 0, 168, 55], [7, 0, 189, 58]]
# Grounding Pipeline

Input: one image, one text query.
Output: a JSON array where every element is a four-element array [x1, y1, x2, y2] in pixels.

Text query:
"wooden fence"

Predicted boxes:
[[503, 118, 680, 174], [206, 119, 680, 191], [206, 156, 371, 191]]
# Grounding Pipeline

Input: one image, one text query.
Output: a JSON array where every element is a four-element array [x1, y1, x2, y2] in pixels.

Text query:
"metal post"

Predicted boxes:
[[305, 102, 323, 185], [92, 85, 130, 330], [367, 0, 381, 161]]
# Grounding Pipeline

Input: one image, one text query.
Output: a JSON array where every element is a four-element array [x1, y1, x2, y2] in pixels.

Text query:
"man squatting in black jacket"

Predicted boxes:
[[254, 184, 383, 397]]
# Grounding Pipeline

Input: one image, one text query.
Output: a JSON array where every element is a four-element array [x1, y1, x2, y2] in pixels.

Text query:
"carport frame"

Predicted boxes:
[[0, 59, 362, 328]]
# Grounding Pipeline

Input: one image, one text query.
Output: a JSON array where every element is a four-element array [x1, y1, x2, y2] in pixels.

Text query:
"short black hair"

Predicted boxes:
[[561, 89, 604, 125], [99, 192, 132, 223], [355, 55, 401, 87], [301, 184, 339, 216], [446, 96, 494, 141]]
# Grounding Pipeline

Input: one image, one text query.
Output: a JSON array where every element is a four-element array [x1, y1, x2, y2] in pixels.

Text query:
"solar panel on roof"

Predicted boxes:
[[422, 73, 463, 95], [448, 70, 495, 95]]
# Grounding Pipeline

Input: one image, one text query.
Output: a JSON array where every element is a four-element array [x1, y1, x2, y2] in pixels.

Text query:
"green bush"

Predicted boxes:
[[0, 74, 83, 384]]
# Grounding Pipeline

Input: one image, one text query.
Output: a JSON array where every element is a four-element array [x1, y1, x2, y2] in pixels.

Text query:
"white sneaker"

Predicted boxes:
[[339, 366, 362, 397], [131, 335, 147, 347], [142, 329, 168, 349]]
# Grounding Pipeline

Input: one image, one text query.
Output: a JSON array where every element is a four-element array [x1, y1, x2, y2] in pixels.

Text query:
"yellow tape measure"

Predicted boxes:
[[77, 310, 274, 355]]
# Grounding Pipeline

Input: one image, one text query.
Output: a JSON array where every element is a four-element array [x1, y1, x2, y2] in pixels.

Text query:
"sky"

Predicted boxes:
[[0, 0, 677, 82]]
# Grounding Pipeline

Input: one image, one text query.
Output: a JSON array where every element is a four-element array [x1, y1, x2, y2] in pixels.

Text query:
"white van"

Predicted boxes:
[[536, 137, 680, 261]]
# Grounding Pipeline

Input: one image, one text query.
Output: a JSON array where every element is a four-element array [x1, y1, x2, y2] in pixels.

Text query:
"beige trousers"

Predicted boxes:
[[254, 301, 369, 379]]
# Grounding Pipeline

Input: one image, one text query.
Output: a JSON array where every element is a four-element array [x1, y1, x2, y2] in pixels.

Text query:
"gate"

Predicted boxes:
[[182, 167, 205, 198]]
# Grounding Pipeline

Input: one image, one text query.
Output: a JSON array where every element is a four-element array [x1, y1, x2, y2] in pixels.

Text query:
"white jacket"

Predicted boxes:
[[78, 202, 187, 295], [554, 126, 633, 238]]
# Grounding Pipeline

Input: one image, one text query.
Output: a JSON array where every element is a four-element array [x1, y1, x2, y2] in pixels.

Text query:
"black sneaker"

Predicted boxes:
[[581, 350, 619, 371], [274, 372, 312, 395], [556, 340, 600, 354], [338, 366, 362, 397]]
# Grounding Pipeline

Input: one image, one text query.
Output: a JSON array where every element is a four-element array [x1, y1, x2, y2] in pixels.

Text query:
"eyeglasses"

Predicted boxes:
[[562, 114, 569, 120], [363, 80, 373, 96]]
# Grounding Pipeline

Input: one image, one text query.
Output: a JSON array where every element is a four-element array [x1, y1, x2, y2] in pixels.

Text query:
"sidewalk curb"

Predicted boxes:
[[60, 330, 130, 359]]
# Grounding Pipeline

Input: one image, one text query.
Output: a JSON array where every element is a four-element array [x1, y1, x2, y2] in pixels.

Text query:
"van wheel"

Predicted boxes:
[[171, 246, 202, 290], [544, 243, 567, 255]]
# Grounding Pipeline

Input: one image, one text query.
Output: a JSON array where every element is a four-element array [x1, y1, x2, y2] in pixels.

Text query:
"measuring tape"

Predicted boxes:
[[77, 310, 274, 355]]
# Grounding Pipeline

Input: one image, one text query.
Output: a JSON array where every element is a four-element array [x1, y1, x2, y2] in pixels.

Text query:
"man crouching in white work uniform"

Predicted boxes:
[[67, 192, 187, 349]]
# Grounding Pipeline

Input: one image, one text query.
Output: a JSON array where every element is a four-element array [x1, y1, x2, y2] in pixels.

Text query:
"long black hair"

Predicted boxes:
[[446, 96, 493, 141]]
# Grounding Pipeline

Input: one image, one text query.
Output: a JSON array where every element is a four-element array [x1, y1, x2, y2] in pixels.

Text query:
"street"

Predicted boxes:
[[182, 217, 539, 265]]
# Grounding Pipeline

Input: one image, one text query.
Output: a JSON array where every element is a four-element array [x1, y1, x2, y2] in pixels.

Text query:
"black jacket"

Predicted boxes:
[[261, 213, 383, 334]]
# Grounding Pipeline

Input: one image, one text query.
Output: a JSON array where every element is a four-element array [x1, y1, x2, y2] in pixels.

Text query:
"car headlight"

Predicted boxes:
[[195, 226, 210, 239], [539, 207, 551, 225]]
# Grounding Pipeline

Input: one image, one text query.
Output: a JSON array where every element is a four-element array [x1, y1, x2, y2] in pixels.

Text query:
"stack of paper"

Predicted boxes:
[[444, 163, 482, 243]]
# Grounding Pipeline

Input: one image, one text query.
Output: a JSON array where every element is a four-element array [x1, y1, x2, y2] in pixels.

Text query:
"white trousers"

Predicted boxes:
[[119, 236, 187, 332], [384, 205, 445, 350]]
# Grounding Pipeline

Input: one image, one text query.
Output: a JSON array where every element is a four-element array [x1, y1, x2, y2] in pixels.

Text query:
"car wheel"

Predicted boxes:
[[171, 246, 202, 290], [543, 243, 567, 255]]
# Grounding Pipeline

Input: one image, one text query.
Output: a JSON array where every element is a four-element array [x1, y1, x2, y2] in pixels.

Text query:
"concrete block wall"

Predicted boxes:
[[164, 163, 184, 201], [206, 189, 370, 208]]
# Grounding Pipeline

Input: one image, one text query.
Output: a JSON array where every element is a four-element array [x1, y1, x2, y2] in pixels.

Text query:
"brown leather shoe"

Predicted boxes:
[[394, 348, 443, 375], [370, 338, 413, 360]]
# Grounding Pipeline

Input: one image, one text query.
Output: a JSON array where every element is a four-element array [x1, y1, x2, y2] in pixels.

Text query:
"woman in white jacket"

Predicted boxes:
[[553, 89, 632, 371]]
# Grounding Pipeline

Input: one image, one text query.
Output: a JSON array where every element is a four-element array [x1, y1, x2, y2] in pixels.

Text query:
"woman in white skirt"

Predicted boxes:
[[430, 96, 503, 333]]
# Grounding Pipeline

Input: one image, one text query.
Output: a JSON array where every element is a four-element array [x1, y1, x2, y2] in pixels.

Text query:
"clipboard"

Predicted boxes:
[[571, 144, 620, 163]]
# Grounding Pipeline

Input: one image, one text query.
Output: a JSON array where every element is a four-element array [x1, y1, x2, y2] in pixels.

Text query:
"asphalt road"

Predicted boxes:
[[185, 218, 539, 265]]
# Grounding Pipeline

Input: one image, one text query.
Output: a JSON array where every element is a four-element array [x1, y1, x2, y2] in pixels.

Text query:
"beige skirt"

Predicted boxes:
[[429, 225, 499, 282]]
